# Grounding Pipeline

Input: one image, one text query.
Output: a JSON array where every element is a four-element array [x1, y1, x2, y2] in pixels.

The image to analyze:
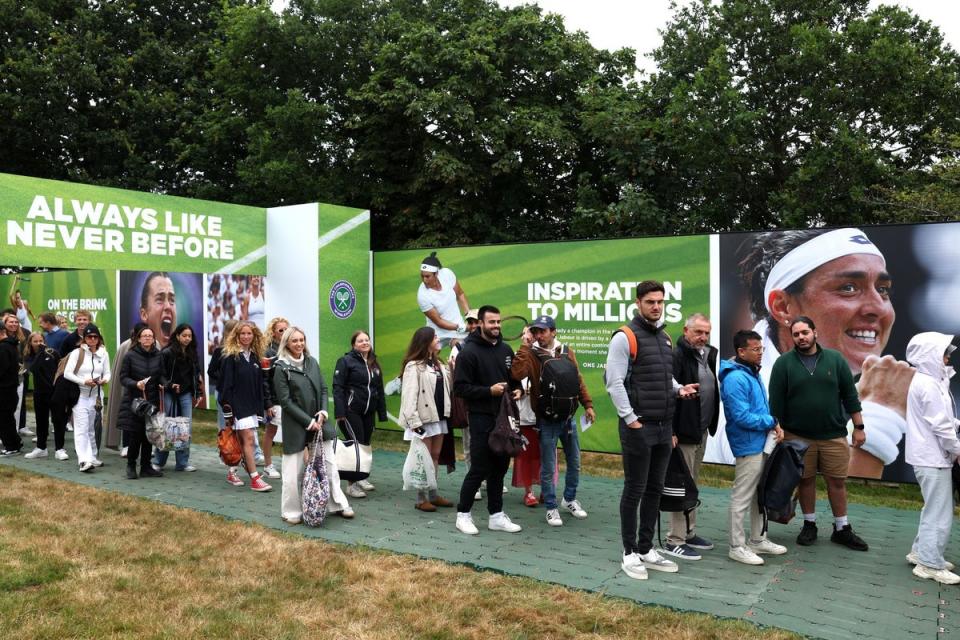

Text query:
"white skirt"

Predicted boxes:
[[403, 419, 448, 441]]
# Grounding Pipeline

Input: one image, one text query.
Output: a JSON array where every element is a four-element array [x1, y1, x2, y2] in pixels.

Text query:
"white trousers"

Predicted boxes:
[[72, 395, 99, 464], [281, 439, 351, 520]]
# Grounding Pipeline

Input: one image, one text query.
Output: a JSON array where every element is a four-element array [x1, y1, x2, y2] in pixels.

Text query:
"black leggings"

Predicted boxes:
[[126, 430, 152, 469], [33, 392, 55, 450], [344, 410, 375, 446]]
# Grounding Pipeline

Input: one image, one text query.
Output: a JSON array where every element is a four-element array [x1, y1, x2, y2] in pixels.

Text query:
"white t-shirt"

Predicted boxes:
[[417, 268, 463, 340]]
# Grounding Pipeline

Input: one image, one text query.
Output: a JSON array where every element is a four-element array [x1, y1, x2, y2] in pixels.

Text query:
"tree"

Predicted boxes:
[[624, 0, 960, 234]]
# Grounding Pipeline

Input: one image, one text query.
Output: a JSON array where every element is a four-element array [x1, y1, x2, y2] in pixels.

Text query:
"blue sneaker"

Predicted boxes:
[[685, 534, 715, 550], [661, 542, 701, 560]]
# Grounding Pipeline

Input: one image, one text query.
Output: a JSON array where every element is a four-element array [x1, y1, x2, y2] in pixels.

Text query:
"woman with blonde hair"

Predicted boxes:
[[273, 326, 353, 523], [398, 326, 453, 511], [259, 315, 289, 479], [218, 321, 274, 492]]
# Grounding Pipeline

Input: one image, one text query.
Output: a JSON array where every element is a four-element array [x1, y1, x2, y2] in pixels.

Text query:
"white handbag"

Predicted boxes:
[[333, 418, 372, 481]]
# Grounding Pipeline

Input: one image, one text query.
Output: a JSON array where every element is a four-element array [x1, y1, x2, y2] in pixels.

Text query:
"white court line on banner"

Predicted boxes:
[[220, 210, 370, 274]]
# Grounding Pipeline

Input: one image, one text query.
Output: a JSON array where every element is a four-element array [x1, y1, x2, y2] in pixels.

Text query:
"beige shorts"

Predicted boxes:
[[783, 432, 850, 479]]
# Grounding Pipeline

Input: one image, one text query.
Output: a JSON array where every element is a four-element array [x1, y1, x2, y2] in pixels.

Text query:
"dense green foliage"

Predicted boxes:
[[1, 0, 958, 249]]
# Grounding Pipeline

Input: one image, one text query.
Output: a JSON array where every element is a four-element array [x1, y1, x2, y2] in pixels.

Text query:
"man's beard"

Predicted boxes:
[[481, 327, 499, 342]]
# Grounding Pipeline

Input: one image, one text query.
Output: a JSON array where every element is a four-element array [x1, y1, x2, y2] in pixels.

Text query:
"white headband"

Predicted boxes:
[[763, 228, 885, 313], [420, 264, 440, 273]]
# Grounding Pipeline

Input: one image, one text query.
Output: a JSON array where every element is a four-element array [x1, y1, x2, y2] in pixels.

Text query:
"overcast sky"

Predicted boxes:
[[269, 1, 959, 76], [496, 1, 960, 75]]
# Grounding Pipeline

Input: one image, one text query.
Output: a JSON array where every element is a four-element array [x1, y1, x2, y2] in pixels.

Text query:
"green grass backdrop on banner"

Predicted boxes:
[[373, 235, 710, 453]]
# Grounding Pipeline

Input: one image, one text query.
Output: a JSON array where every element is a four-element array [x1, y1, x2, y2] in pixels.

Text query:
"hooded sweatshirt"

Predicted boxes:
[[453, 328, 516, 416], [905, 332, 960, 468]]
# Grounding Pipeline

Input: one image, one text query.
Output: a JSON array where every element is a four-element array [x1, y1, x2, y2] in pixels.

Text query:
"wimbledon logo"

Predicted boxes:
[[329, 280, 356, 319]]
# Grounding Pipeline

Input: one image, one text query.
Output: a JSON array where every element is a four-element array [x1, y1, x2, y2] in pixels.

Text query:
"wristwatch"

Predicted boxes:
[[853, 423, 865, 431]]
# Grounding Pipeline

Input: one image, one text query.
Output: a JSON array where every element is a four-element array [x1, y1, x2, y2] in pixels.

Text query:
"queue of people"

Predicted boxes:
[[1, 265, 958, 589]]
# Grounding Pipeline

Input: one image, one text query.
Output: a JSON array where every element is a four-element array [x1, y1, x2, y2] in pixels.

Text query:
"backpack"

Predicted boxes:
[[536, 345, 581, 421], [658, 447, 700, 546], [757, 439, 809, 534], [54, 348, 84, 383]]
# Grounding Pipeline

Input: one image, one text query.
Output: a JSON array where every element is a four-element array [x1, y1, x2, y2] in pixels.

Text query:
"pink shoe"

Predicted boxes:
[[226, 470, 244, 486], [250, 474, 273, 492]]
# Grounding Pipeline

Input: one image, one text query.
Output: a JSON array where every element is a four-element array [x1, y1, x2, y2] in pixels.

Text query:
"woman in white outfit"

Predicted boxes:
[[272, 326, 352, 522], [63, 324, 110, 472]]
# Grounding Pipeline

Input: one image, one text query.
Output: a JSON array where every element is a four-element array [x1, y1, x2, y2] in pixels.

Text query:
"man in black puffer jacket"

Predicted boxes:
[[453, 305, 522, 536], [664, 313, 719, 560], [605, 282, 700, 580]]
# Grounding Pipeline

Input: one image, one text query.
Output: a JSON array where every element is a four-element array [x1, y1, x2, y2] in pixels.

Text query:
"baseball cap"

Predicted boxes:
[[83, 324, 102, 339], [530, 315, 555, 330], [465, 308, 479, 322]]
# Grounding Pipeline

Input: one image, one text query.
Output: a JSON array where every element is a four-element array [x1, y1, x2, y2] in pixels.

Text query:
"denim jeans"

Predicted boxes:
[[154, 391, 192, 470], [619, 420, 672, 555], [539, 417, 580, 509], [913, 466, 954, 570]]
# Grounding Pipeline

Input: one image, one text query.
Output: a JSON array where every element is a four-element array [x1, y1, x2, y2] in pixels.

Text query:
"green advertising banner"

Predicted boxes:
[[0, 270, 118, 392], [373, 236, 710, 453], [317, 205, 371, 378], [0, 173, 267, 274]]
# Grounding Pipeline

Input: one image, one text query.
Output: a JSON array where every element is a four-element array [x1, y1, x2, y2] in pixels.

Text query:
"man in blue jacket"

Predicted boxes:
[[720, 330, 787, 565]]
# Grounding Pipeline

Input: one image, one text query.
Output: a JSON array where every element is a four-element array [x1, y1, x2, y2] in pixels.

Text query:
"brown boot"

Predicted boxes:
[[430, 495, 454, 508], [415, 501, 437, 512]]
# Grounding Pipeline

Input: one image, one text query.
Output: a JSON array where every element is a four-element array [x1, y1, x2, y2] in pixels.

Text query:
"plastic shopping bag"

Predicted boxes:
[[402, 436, 438, 492]]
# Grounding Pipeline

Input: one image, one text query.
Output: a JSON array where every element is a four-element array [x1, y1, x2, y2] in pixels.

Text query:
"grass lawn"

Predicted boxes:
[[1, 407, 924, 638]]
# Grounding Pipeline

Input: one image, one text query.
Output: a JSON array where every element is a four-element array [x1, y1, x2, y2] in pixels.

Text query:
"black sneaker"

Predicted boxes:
[[797, 520, 818, 546], [126, 467, 139, 480], [661, 542, 702, 560], [685, 534, 715, 550], [831, 524, 869, 551], [141, 466, 163, 478]]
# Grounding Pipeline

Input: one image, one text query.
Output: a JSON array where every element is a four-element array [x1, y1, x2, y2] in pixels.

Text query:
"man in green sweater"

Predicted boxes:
[[768, 316, 869, 551]]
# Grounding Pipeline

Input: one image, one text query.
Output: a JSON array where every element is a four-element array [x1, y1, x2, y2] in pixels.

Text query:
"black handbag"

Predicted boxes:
[[488, 393, 527, 458]]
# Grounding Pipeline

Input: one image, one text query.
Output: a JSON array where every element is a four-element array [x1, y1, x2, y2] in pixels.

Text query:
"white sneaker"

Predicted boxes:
[[907, 550, 955, 571], [474, 489, 483, 500], [79, 461, 94, 473], [263, 464, 281, 479], [546, 508, 563, 527], [640, 549, 679, 573], [120, 447, 128, 458], [502, 485, 508, 494], [54, 449, 69, 461], [456, 512, 479, 535], [66, 423, 73, 432], [488, 512, 522, 533], [621, 552, 648, 580], [91, 459, 104, 467], [254, 454, 265, 465], [346, 483, 367, 498], [151, 464, 163, 472], [358, 479, 375, 491], [19, 428, 35, 436], [913, 563, 960, 585], [182, 465, 197, 472], [24, 448, 48, 459], [729, 546, 765, 565], [561, 498, 587, 519], [749, 539, 787, 555]]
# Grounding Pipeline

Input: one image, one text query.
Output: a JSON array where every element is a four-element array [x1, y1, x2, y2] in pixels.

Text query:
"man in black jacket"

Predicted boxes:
[[0, 313, 24, 455], [663, 313, 719, 560], [605, 282, 700, 580], [454, 305, 522, 535]]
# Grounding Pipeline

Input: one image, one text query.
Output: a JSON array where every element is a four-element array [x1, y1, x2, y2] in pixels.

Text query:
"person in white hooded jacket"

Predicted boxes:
[[63, 324, 111, 472], [904, 332, 960, 585]]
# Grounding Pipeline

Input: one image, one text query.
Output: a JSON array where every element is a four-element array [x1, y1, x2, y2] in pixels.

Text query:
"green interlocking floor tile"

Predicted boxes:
[[1, 416, 952, 640]]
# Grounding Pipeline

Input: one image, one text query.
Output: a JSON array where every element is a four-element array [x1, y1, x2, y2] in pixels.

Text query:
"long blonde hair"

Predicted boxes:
[[223, 321, 265, 359], [264, 316, 290, 350]]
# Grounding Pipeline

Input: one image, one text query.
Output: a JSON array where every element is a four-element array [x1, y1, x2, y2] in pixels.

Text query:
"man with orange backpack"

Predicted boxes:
[[605, 281, 700, 580]]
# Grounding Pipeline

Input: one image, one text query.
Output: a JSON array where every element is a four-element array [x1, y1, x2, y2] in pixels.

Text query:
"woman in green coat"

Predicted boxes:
[[273, 326, 353, 523]]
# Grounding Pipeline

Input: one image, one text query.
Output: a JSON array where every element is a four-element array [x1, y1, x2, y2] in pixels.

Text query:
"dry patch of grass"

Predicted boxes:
[[0, 466, 799, 640]]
